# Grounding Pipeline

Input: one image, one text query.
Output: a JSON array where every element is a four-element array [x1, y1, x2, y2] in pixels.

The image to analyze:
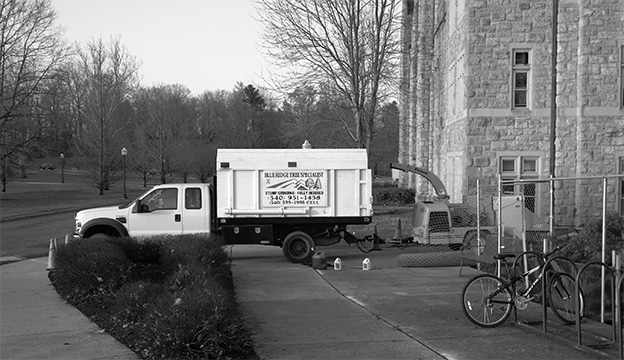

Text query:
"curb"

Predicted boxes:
[[0, 256, 25, 266]]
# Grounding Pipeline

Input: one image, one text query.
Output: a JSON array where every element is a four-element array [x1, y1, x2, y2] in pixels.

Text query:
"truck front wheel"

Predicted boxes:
[[282, 231, 315, 263], [88, 233, 111, 241]]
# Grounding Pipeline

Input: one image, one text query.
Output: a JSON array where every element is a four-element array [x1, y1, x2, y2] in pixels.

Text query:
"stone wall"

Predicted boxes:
[[400, 0, 624, 224]]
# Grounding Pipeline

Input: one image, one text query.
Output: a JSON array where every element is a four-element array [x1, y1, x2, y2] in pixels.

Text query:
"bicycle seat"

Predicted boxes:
[[494, 253, 517, 260]]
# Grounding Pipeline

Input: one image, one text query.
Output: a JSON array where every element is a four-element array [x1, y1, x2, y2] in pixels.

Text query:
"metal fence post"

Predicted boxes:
[[602, 177, 607, 323], [497, 174, 503, 277], [477, 178, 480, 251]]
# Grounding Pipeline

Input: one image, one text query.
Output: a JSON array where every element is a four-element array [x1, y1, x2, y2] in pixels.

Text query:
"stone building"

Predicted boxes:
[[398, 0, 624, 226]]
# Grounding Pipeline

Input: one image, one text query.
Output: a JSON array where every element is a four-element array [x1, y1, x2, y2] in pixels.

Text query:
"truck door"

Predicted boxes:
[[129, 187, 183, 236], [182, 187, 209, 233]]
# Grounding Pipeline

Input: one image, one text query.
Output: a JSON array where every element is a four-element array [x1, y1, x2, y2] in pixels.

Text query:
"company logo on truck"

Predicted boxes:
[[262, 170, 327, 207]]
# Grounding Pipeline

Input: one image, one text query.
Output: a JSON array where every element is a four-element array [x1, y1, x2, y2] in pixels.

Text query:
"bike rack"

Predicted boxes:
[[541, 256, 578, 333], [575, 262, 617, 350], [617, 274, 624, 360]]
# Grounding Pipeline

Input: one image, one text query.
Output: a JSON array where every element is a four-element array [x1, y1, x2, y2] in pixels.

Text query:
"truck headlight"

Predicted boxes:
[[75, 221, 82, 234]]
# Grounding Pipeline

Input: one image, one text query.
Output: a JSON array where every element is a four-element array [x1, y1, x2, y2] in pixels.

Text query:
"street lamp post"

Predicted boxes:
[[60, 153, 65, 183], [121, 147, 128, 199]]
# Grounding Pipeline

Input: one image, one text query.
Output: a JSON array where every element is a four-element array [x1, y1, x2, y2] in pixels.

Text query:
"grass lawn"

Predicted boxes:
[[2, 169, 185, 221]]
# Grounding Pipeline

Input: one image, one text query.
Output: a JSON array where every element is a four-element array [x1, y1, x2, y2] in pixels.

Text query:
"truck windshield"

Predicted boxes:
[[118, 189, 152, 209]]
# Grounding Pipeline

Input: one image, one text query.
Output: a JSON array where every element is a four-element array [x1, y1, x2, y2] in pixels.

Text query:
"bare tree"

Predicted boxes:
[[72, 37, 139, 195], [256, 0, 401, 149], [133, 84, 193, 184], [281, 85, 348, 148], [0, 0, 71, 191], [196, 85, 261, 149], [281, 86, 321, 143]]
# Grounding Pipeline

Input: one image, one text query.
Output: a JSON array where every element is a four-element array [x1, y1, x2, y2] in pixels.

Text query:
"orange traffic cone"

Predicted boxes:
[[47, 238, 57, 271], [393, 219, 403, 242], [372, 225, 382, 251]]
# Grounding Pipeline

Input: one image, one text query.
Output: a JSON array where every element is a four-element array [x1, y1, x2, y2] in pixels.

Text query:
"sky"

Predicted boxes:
[[51, 0, 271, 95]]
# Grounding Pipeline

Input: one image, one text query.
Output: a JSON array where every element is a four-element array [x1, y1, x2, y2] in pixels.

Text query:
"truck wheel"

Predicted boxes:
[[282, 231, 315, 263], [88, 233, 111, 241]]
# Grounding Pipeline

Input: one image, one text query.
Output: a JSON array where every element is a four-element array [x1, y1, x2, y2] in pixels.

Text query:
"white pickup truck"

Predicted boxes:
[[74, 147, 373, 263]]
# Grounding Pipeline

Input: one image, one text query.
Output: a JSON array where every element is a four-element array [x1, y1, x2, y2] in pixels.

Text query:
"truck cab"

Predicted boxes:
[[75, 184, 213, 239]]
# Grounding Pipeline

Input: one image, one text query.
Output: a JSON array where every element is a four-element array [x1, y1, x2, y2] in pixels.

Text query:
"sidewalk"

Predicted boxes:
[[0, 257, 140, 360], [0, 245, 618, 360]]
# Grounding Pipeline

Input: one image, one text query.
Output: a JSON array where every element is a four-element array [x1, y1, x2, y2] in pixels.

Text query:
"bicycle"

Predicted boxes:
[[460, 244, 585, 328]]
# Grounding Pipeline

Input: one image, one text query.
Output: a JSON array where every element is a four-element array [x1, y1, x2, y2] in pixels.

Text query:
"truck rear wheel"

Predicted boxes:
[[282, 231, 315, 263]]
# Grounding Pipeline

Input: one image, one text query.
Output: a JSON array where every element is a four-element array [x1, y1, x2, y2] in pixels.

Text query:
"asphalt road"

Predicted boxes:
[[0, 211, 76, 259]]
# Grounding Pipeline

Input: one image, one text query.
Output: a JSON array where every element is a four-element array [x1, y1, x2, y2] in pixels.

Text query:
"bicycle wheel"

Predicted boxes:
[[461, 274, 514, 328], [548, 273, 585, 325]]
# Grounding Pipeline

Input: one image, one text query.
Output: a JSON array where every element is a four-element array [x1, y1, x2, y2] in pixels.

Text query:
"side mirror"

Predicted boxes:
[[135, 199, 147, 213]]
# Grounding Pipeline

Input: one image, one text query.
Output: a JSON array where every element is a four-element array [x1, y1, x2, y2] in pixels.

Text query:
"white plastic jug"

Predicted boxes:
[[333, 258, 342, 270], [362, 258, 371, 271]]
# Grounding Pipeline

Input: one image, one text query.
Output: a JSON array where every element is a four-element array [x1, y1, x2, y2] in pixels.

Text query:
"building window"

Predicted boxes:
[[512, 50, 531, 109], [500, 156, 540, 212], [619, 157, 624, 215]]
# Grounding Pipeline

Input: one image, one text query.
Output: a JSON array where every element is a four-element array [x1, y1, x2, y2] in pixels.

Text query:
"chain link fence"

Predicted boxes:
[[497, 175, 623, 258], [363, 175, 623, 270], [484, 175, 624, 327]]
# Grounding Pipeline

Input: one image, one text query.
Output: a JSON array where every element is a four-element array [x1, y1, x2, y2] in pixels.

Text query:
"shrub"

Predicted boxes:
[[49, 234, 256, 360], [110, 236, 163, 264], [136, 267, 252, 359], [373, 187, 415, 206], [562, 212, 624, 264], [372, 180, 398, 189], [105, 281, 165, 324], [51, 239, 132, 305]]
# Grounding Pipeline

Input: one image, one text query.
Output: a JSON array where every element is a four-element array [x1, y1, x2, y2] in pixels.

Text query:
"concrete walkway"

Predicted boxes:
[[0, 258, 140, 360]]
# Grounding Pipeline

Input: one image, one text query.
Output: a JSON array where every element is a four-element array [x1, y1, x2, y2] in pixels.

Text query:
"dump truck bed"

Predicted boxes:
[[215, 148, 373, 220]]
